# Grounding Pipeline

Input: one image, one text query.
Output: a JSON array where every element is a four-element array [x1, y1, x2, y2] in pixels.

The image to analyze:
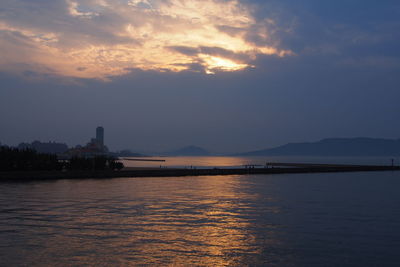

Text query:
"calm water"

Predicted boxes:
[[121, 156, 399, 169], [1, 172, 400, 266]]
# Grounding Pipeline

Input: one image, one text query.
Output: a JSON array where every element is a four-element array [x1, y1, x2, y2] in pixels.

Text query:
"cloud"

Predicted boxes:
[[0, 0, 292, 79]]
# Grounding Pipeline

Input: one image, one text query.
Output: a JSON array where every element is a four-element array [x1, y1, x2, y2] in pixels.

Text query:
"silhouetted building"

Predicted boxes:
[[66, 126, 109, 157], [96, 126, 104, 147]]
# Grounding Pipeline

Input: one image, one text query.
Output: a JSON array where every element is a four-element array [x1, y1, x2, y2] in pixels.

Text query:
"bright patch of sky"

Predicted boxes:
[[0, 0, 292, 79]]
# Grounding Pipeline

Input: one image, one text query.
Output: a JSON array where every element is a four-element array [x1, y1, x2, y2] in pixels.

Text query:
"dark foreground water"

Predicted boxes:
[[1, 172, 400, 266]]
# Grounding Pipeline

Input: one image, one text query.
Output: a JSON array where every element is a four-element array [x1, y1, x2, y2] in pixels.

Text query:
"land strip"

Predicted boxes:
[[0, 163, 399, 181]]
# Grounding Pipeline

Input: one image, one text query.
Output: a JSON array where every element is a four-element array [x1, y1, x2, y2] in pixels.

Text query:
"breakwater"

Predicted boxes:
[[0, 163, 399, 181]]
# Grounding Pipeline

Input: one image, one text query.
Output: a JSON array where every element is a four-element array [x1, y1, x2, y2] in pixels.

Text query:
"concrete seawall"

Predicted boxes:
[[1, 164, 399, 181]]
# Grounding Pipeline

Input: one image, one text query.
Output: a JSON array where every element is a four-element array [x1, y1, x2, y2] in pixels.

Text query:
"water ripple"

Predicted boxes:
[[1, 173, 400, 266]]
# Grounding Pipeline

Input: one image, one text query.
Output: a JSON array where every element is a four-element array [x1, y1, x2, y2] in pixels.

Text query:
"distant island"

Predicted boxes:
[[239, 138, 400, 157], [163, 146, 210, 156]]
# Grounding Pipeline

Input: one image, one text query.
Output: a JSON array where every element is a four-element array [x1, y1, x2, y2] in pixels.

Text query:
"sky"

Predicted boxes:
[[1, 0, 400, 154]]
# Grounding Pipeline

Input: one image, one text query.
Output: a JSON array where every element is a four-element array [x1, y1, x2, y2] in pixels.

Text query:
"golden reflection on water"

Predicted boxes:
[[1, 176, 282, 266], [115, 177, 265, 266], [121, 156, 259, 169]]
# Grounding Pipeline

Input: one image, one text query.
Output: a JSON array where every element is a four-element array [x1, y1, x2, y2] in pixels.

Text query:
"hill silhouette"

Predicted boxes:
[[239, 138, 400, 156]]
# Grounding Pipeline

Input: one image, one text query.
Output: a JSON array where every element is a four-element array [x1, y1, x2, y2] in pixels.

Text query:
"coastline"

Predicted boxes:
[[1, 164, 399, 181]]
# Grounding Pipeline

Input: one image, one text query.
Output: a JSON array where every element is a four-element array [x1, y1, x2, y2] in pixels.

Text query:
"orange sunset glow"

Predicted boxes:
[[0, 0, 292, 79]]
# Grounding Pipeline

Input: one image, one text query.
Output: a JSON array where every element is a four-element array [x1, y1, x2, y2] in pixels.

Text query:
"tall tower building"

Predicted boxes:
[[96, 126, 104, 147]]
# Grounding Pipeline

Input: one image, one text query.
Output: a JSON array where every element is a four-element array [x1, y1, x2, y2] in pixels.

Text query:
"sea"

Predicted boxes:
[[1, 156, 400, 266], [120, 155, 400, 169]]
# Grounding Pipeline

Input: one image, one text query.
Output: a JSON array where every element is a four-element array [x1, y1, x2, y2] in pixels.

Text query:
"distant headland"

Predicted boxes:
[[238, 137, 400, 157]]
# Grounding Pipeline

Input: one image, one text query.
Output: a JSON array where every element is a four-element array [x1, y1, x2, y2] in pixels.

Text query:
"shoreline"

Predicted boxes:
[[1, 164, 399, 181]]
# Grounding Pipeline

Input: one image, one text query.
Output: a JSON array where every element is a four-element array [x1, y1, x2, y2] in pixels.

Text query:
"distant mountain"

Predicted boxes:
[[164, 146, 210, 156], [239, 138, 400, 157]]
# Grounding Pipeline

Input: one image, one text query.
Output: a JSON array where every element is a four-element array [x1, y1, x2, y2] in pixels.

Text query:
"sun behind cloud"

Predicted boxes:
[[0, 0, 292, 79]]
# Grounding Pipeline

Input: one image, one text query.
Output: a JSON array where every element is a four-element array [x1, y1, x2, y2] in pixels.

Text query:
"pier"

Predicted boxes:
[[1, 163, 399, 181]]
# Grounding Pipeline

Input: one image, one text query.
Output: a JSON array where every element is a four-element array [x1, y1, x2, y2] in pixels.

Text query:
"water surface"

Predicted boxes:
[[121, 156, 398, 169], [1, 172, 400, 266]]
